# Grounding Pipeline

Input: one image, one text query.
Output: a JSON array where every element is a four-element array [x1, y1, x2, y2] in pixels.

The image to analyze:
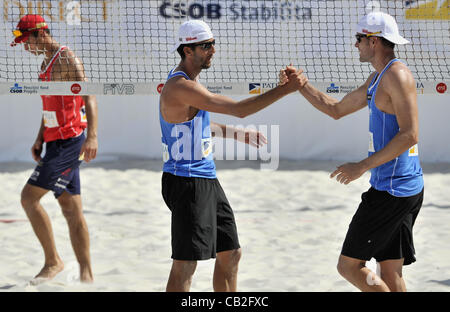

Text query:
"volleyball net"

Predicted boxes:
[[0, 0, 448, 95]]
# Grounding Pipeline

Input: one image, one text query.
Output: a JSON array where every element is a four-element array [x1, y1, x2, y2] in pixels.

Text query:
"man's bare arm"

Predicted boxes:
[[211, 122, 267, 148], [64, 51, 98, 162], [31, 117, 45, 162], [170, 70, 306, 118], [281, 66, 374, 119]]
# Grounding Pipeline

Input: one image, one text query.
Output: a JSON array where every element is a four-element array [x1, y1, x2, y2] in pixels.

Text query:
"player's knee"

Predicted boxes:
[[60, 204, 83, 224], [60, 205, 76, 220], [58, 194, 82, 220], [336, 259, 347, 277], [380, 269, 402, 282], [217, 248, 242, 269], [337, 256, 361, 278], [231, 248, 242, 265], [20, 187, 39, 211]]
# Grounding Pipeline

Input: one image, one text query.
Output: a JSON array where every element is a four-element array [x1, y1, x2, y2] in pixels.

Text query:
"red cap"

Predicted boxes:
[[11, 15, 48, 46]]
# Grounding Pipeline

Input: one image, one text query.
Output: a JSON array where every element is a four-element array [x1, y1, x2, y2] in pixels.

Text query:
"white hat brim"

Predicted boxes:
[[170, 42, 181, 53], [383, 34, 410, 45]]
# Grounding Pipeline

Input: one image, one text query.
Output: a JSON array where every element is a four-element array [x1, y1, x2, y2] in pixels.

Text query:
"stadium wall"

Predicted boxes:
[[1, 93, 449, 163]]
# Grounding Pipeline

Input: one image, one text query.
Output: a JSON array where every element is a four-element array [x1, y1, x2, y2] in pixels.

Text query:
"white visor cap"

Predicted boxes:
[[170, 20, 214, 53], [356, 11, 409, 45]]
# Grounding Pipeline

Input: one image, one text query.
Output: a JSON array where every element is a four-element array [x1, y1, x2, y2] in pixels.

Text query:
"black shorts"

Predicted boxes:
[[27, 134, 85, 198], [161, 172, 240, 261], [341, 187, 424, 265]]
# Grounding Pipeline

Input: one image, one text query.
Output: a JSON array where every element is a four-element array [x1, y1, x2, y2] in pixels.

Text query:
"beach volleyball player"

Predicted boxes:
[[12, 15, 98, 284], [281, 12, 424, 291], [160, 20, 307, 292]]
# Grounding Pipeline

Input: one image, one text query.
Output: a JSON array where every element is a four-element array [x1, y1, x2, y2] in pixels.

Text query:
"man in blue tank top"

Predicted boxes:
[[161, 20, 307, 292], [281, 12, 424, 292]]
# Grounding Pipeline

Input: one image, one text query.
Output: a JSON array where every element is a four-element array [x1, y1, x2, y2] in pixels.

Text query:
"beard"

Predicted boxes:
[[201, 62, 211, 69], [201, 58, 212, 69], [196, 54, 213, 69]]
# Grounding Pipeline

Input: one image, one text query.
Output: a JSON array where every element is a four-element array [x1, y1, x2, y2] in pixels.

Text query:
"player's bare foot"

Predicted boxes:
[[29, 261, 64, 285], [80, 266, 94, 284]]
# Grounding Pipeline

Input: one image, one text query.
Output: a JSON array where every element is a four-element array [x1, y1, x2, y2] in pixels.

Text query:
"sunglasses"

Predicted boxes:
[[355, 31, 382, 43], [12, 23, 47, 38], [12, 29, 27, 38], [190, 40, 215, 50]]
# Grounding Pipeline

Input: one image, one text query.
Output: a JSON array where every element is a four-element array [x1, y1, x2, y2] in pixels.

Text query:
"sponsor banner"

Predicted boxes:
[[0, 82, 157, 96], [103, 83, 136, 95], [1, 1, 446, 24], [1, 81, 448, 96], [2, 82, 95, 95], [436, 82, 448, 94], [318, 82, 450, 95], [247, 82, 280, 95], [71, 83, 82, 94], [7, 82, 50, 95], [159, 1, 312, 21], [415, 81, 449, 95], [321, 82, 360, 95], [203, 83, 247, 95], [405, 0, 450, 20]]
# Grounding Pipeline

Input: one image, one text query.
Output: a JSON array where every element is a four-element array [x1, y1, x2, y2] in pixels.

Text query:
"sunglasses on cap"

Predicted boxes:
[[12, 22, 47, 38], [355, 31, 382, 43], [190, 40, 215, 50]]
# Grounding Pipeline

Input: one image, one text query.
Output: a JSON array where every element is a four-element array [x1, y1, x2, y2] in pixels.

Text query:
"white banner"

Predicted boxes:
[[1, 81, 448, 95]]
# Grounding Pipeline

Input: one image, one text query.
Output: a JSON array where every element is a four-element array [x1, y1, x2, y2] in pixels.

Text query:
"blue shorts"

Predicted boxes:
[[27, 134, 85, 198]]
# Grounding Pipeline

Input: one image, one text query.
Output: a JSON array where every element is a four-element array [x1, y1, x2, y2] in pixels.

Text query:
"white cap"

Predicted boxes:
[[170, 20, 214, 53], [356, 12, 409, 45]]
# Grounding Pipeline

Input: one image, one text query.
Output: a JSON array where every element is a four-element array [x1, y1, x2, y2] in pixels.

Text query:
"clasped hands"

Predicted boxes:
[[278, 65, 308, 92]]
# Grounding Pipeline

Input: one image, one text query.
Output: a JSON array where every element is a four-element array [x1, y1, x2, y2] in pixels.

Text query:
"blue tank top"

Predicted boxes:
[[159, 69, 216, 179], [367, 59, 423, 197]]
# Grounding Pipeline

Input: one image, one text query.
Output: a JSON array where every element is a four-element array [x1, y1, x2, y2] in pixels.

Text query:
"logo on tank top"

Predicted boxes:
[[408, 144, 419, 156], [369, 132, 375, 153], [162, 143, 169, 162], [202, 138, 212, 158], [80, 107, 87, 122], [43, 111, 59, 128]]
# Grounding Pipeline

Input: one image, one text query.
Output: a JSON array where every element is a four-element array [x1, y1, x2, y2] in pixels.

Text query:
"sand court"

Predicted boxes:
[[0, 159, 449, 292]]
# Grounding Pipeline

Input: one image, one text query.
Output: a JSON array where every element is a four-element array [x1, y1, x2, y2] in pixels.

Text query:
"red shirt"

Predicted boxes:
[[39, 46, 87, 142]]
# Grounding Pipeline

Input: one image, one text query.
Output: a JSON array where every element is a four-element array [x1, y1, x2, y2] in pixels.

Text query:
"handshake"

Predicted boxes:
[[278, 65, 309, 92]]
